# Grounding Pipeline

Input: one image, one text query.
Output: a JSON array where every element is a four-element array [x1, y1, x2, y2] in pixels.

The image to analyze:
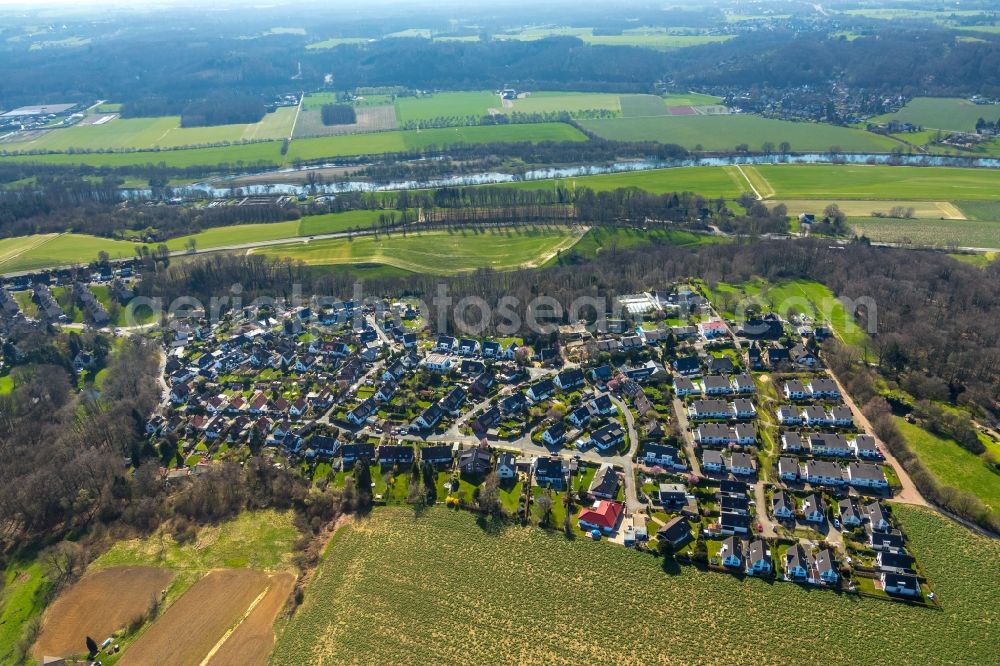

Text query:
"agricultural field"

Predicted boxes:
[[752, 164, 1000, 201], [504, 165, 745, 198], [579, 115, 901, 152], [394, 91, 500, 122], [849, 216, 1000, 250], [507, 91, 621, 115], [271, 506, 999, 665], [293, 104, 397, 137], [871, 97, 1000, 132], [0, 560, 51, 664], [118, 569, 276, 666], [775, 199, 967, 220], [253, 227, 584, 274], [895, 418, 999, 521], [32, 566, 175, 661], [0, 141, 285, 168], [1, 107, 297, 152]]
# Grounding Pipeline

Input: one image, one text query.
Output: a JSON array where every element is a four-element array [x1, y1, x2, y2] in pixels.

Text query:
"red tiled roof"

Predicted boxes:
[[578, 500, 623, 530]]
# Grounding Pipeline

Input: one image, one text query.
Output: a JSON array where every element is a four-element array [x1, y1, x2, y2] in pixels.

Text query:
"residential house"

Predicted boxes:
[[458, 447, 492, 476], [554, 368, 585, 391], [422, 353, 454, 373], [720, 536, 744, 568], [777, 406, 802, 426], [590, 423, 625, 452], [527, 379, 555, 403], [591, 365, 613, 385], [341, 443, 375, 468], [457, 338, 480, 356], [460, 359, 485, 376], [766, 346, 791, 367], [435, 335, 457, 352], [731, 399, 757, 420], [702, 375, 733, 395], [657, 483, 687, 507], [864, 502, 892, 532], [421, 445, 454, 468], [815, 549, 839, 584], [807, 378, 840, 399], [731, 374, 755, 394], [657, 516, 692, 549], [378, 444, 415, 467], [850, 435, 881, 459], [881, 572, 921, 596], [672, 356, 701, 377], [688, 399, 731, 420], [847, 462, 888, 490], [772, 490, 795, 520], [733, 423, 757, 445], [838, 498, 863, 528], [801, 493, 827, 524], [542, 422, 567, 447], [781, 431, 806, 452], [413, 404, 445, 431], [746, 540, 772, 575], [783, 380, 810, 400], [568, 405, 592, 428], [876, 551, 915, 574], [790, 344, 817, 367], [589, 394, 616, 416], [698, 319, 728, 339], [578, 500, 624, 535], [809, 433, 852, 457], [496, 452, 517, 480], [702, 449, 725, 473], [375, 381, 397, 403], [474, 406, 501, 432], [829, 406, 854, 427], [346, 398, 378, 426], [500, 392, 527, 415], [642, 443, 682, 469], [482, 340, 502, 358], [784, 544, 812, 581], [720, 493, 749, 515], [728, 452, 755, 476], [868, 528, 905, 552], [533, 456, 566, 489], [695, 423, 735, 446], [673, 377, 700, 397], [440, 386, 467, 415], [588, 464, 620, 499], [801, 406, 833, 427], [720, 511, 750, 535], [804, 460, 845, 486], [705, 356, 735, 375], [779, 456, 801, 482]]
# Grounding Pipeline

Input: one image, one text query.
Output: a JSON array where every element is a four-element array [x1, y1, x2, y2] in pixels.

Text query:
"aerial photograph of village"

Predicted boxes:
[[0, 0, 997, 664]]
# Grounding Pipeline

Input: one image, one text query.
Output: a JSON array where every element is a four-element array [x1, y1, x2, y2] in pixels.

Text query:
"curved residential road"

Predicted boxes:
[[823, 368, 927, 507], [609, 393, 643, 514]]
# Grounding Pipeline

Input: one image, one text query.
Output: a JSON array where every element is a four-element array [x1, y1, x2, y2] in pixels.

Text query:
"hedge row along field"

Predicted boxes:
[[270, 506, 999, 665]]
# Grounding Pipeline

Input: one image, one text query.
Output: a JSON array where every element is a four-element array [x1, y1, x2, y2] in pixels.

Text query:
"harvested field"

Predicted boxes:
[[118, 569, 270, 666], [33, 566, 174, 660], [206, 573, 294, 666]]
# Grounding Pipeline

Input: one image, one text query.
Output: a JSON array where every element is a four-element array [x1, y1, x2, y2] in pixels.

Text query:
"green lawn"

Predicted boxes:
[[849, 216, 1000, 250], [754, 164, 1000, 201], [895, 418, 999, 517], [0, 375, 13, 394], [270, 505, 1000, 664], [0, 233, 140, 273], [870, 97, 1000, 133], [620, 94, 671, 118], [579, 115, 900, 152], [254, 227, 583, 274], [394, 91, 500, 122]]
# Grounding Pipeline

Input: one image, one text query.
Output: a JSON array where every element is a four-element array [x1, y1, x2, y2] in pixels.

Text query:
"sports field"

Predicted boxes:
[[579, 115, 902, 152], [871, 97, 1000, 133], [752, 164, 1000, 200], [271, 506, 999, 665], [253, 227, 584, 274], [849, 216, 1000, 250]]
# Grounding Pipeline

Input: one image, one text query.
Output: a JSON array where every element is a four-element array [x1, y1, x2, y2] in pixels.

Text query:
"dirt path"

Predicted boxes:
[[823, 369, 927, 506], [203, 573, 294, 666]]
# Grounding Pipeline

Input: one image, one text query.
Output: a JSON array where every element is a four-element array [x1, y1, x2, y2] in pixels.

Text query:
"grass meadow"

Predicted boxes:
[[503, 165, 746, 198], [895, 418, 1000, 519], [253, 227, 583, 274], [579, 115, 901, 152], [752, 164, 1000, 201], [270, 506, 999, 665]]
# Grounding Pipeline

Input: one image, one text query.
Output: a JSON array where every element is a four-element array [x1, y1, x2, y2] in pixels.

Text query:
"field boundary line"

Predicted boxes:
[[733, 164, 762, 199], [197, 584, 270, 666], [0, 232, 63, 270], [935, 202, 966, 220]]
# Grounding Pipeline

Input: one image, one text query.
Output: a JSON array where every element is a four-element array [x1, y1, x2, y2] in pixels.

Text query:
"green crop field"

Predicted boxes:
[[2, 107, 297, 152], [579, 115, 901, 152], [0, 122, 584, 169], [503, 166, 745, 198], [895, 418, 1000, 517], [297, 209, 394, 235], [871, 97, 1000, 132], [270, 506, 999, 665], [253, 227, 584, 274], [753, 164, 1000, 201], [849, 216, 1000, 250], [955, 200, 1000, 221], [509, 91, 621, 115], [164, 220, 304, 252], [394, 91, 500, 122], [775, 199, 967, 220]]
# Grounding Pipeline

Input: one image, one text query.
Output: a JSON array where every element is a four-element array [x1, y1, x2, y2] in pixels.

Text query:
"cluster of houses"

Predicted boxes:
[[73, 281, 110, 326]]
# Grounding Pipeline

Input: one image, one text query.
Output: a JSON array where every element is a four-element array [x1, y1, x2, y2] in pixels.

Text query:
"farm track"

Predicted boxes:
[[204, 573, 294, 666]]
